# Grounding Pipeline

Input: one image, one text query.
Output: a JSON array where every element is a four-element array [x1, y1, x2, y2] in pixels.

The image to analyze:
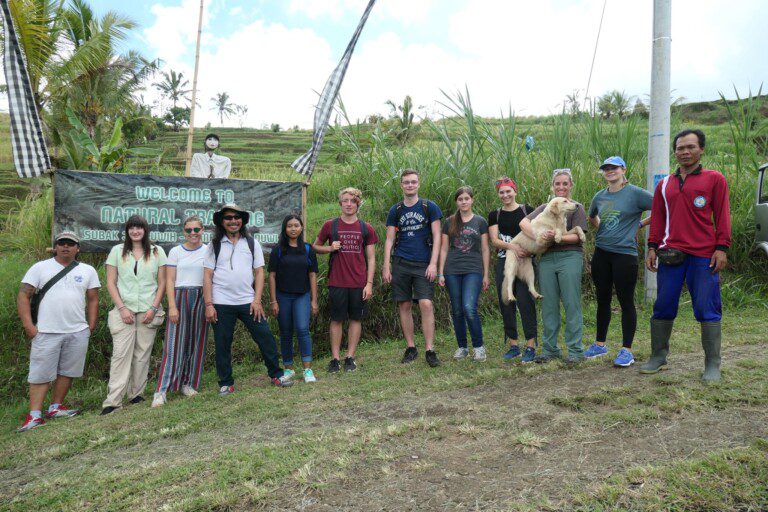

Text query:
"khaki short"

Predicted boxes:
[[28, 328, 90, 384]]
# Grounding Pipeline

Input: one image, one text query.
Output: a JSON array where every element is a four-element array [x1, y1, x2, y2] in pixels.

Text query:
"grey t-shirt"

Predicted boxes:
[[527, 201, 588, 253], [442, 214, 488, 275], [588, 184, 653, 256]]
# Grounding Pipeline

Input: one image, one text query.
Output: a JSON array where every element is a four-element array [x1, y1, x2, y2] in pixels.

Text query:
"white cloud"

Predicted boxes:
[[287, 0, 435, 24], [229, 6, 243, 16], [138, 0, 768, 129], [144, 0, 218, 70]]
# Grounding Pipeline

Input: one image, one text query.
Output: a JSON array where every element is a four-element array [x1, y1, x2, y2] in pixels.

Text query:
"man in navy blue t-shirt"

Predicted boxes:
[[383, 169, 443, 367]]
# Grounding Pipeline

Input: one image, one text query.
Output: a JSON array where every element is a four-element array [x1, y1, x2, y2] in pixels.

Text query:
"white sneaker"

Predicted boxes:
[[283, 368, 296, 379], [453, 347, 470, 360], [473, 346, 487, 362], [303, 368, 317, 383], [151, 392, 166, 408], [181, 385, 198, 397]]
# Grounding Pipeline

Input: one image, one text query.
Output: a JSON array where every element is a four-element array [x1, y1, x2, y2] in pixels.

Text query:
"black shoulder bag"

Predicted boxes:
[[30, 261, 79, 325]]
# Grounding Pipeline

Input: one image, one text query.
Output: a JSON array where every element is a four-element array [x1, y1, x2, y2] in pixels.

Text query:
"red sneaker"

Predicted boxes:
[[45, 405, 81, 419], [17, 414, 45, 432]]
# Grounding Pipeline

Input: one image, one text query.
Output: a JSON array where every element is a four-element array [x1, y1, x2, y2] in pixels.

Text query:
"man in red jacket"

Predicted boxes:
[[643, 129, 731, 382]]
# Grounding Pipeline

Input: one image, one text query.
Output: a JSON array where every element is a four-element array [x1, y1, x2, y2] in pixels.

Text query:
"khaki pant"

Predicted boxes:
[[103, 308, 163, 408]]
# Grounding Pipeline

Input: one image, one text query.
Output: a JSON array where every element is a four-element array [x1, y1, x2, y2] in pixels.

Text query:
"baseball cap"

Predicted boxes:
[[599, 156, 627, 170], [54, 231, 80, 244]]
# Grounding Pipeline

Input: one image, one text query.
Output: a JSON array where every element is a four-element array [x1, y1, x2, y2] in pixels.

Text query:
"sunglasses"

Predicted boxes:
[[184, 227, 202, 234], [56, 240, 77, 247], [222, 214, 241, 221]]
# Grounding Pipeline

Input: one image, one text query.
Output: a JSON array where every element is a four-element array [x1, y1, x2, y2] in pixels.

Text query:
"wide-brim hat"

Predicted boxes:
[[213, 204, 250, 226]]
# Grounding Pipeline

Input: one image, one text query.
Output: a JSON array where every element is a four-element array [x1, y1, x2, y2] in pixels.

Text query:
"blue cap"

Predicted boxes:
[[599, 156, 627, 169]]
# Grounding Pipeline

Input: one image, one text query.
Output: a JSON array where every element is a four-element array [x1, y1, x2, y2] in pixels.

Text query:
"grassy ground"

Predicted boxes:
[[0, 304, 766, 511]]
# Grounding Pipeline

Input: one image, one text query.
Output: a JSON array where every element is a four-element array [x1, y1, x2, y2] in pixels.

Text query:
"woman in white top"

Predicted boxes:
[[152, 216, 208, 407]]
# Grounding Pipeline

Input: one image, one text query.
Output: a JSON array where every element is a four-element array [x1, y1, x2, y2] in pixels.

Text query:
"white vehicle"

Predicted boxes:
[[757, 163, 768, 256]]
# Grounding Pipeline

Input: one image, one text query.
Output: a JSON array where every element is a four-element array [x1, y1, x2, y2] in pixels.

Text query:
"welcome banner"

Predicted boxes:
[[53, 170, 304, 253]]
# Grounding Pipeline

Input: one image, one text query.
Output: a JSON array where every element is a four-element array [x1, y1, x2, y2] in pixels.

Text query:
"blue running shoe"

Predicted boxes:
[[521, 346, 536, 363], [503, 345, 521, 360], [613, 348, 635, 367], [584, 343, 608, 359]]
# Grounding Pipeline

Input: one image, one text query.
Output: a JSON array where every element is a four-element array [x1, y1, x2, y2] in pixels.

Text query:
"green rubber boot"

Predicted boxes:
[[639, 318, 673, 374], [701, 321, 722, 383]]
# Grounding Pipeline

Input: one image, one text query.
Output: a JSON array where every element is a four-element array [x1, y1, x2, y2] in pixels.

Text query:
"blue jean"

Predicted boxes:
[[444, 273, 484, 348], [653, 255, 722, 322], [277, 291, 313, 365], [212, 303, 283, 386]]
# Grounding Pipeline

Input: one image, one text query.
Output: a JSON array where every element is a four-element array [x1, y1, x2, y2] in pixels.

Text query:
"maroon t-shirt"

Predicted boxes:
[[317, 218, 379, 288]]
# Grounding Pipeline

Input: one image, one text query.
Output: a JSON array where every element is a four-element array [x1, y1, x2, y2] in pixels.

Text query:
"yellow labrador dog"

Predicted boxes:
[[501, 197, 585, 304]]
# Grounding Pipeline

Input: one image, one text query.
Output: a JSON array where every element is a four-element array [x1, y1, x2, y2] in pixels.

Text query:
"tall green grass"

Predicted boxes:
[[0, 89, 765, 400]]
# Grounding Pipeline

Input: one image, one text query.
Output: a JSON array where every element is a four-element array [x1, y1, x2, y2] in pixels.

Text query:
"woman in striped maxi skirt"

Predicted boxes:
[[152, 216, 209, 407]]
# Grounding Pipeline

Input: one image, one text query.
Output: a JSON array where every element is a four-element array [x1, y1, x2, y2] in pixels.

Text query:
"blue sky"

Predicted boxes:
[[18, 1, 768, 128]]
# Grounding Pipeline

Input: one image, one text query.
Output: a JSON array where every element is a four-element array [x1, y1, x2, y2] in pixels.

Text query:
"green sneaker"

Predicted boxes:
[[282, 368, 296, 379]]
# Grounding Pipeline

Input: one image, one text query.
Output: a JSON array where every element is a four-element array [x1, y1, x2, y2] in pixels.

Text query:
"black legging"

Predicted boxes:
[[494, 258, 537, 343], [590, 247, 639, 348]]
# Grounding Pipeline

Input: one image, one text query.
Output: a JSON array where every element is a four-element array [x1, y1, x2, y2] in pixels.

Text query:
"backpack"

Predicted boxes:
[[329, 218, 370, 275], [393, 200, 432, 249], [274, 243, 313, 268], [212, 235, 255, 268]]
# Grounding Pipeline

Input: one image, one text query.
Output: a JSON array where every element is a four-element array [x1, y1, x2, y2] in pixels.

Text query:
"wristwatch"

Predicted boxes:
[[150, 305, 160, 313]]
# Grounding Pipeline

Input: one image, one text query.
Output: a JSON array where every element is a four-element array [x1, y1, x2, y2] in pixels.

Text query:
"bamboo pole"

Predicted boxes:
[[184, 0, 205, 176]]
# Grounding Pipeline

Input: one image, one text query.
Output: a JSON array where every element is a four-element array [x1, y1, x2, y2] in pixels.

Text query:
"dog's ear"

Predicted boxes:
[[550, 199, 560, 214]]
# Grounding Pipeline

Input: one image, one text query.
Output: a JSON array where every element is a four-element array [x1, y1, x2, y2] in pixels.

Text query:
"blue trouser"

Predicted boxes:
[[213, 303, 283, 386], [444, 272, 484, 348], [276, 291, 313, 365], [653, 255, 722, 322]]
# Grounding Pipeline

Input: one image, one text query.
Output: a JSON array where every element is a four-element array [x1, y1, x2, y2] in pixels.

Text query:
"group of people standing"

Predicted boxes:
[[16, 128, 730, 433]]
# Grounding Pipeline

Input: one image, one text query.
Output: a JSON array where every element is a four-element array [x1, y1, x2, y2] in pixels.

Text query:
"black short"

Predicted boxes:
[[329, 286, 368, 322], [391, 257, 434, 302]]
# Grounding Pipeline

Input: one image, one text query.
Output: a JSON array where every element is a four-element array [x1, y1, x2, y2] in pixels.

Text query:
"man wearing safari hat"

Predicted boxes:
[[203, 204, 293, 393], [190, 133, 232, 178], [16, 231, 100, 432]]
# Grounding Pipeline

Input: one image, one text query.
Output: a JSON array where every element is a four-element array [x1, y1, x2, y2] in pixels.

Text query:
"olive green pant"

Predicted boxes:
[[539, 251, 584, 359]]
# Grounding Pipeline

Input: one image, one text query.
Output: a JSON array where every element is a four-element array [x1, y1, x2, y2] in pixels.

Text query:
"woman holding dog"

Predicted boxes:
[[585, 157, 652, 367], [438, 186, 491, 362], [487, 177, 538, 363], [520, 168, 588, 364]]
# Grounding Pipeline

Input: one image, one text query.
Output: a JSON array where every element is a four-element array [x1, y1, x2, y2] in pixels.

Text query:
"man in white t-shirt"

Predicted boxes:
[[16, 231, 100, 432], [202, 204, 293, 394]]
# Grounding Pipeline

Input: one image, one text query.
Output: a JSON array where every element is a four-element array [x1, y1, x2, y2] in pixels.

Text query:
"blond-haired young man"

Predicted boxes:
[[314, 188, 378, 372]]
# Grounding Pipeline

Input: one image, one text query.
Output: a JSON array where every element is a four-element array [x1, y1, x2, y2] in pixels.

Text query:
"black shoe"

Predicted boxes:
[[100, 406, 117, 416], [327, 358, 341, 373], [344, 356, 357, 372], [401, 346, 418, 364], [533, 353, 560, 364], [425, 350, 440, 367], [129, 395, 145, 404]]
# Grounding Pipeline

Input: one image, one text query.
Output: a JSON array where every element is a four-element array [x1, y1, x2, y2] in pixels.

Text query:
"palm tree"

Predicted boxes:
[[235, 104, 249, 128], [152, 69, 190, 109], [211, 92, 236, 126], [385, 95, 416, 143]]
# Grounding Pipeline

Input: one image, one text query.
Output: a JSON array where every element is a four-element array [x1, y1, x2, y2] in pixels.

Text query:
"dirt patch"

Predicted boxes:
[[259, 344, 768, 511]]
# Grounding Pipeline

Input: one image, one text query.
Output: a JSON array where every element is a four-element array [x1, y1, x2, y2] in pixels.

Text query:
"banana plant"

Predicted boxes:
[[61, 107, 161, 172]]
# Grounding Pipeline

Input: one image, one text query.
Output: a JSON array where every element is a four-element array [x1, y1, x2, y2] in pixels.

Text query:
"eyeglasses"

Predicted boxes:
[[56, 240, 77, 247], [222, 214, 241, 221], [184, 227, 202, 234], [401, 180, 419, 185]]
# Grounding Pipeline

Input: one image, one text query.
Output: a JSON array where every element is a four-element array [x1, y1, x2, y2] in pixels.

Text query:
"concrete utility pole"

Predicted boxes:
[[645, 0, 672, 302], [184, 0, 205, 177]]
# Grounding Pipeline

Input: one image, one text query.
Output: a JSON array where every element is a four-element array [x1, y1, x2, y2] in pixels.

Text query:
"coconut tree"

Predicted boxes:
[[152, 69, 191, 109], [385, 95, 417, 143], [211, 92, 236, 126]]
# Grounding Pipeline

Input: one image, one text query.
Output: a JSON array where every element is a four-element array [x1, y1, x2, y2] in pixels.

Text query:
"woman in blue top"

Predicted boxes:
[[585, 156, 652, 367], [268, 215, 319, 383]]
